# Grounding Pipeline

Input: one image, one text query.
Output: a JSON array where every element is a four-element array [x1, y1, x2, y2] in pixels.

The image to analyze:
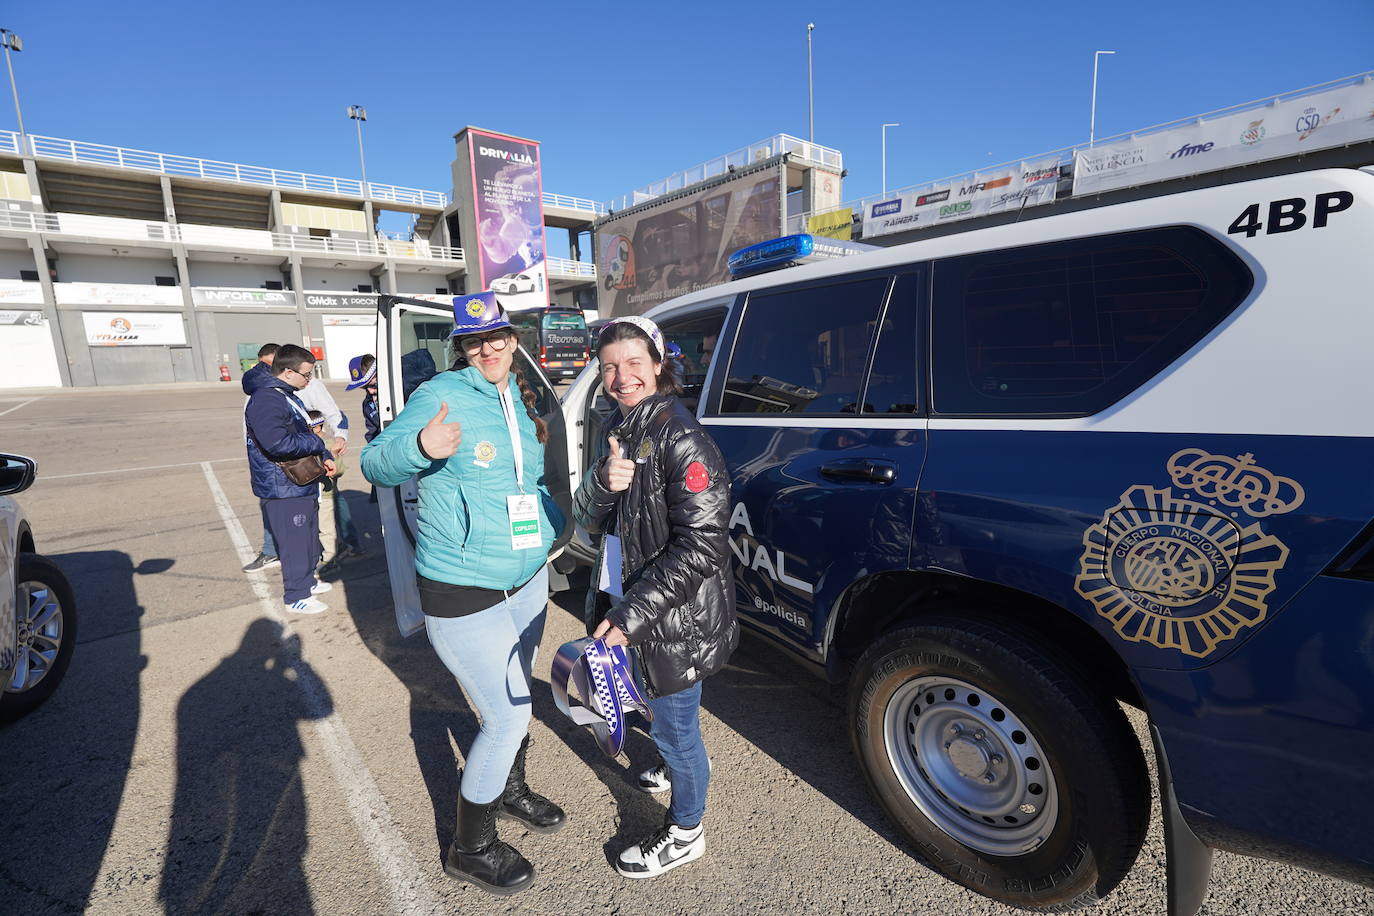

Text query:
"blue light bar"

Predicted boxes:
[[728, 234, 814, 277], [727, 233, 880, 279]]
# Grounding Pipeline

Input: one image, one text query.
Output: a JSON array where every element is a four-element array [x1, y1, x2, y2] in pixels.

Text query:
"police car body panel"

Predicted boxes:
[[560, 168, 1374, 909]]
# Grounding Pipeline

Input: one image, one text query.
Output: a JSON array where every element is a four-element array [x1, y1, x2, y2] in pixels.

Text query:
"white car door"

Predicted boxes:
[[373, 295, 572, 635]]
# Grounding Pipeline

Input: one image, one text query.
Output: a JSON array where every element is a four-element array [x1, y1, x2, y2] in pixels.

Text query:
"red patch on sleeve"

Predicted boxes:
[[684, 461, 710, 493]]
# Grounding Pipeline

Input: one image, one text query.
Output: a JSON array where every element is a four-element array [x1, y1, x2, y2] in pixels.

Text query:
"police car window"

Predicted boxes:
[[659, 309, 727, 412], [721, 277, 889, 415], [930, 226, 1252, 417], [862, 272, 921, 414]]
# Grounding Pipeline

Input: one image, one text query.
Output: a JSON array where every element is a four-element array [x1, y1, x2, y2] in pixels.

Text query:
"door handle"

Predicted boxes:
[[819, 458, 897, 484]]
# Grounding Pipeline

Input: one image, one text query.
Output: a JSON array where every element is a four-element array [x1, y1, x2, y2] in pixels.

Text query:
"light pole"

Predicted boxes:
[[0, 29, 26, 151], [347, 105, 369, 198], [1089, 50, 1116, 148], [806, 24, 815, 144], [881, 122, 900, 196]]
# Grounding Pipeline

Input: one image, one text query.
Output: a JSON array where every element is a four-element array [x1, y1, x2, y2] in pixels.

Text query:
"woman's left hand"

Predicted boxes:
[[592, 618, 629, 647]]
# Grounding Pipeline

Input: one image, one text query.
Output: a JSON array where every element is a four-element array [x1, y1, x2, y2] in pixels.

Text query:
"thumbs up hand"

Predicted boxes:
[[602, 435, 636, 493], [419, 402, 463, 459]]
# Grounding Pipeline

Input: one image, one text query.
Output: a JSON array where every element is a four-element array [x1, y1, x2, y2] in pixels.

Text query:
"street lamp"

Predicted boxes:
[[346, 105, 369, 198], [806, 24, 815, 144], [881, 122, 900, 196], [1089, 50, 1116, 148], [0, 29, 27, 150]]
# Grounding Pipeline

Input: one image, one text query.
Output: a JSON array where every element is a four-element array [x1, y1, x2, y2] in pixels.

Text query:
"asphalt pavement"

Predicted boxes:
[[1, 383, 1371, 915]]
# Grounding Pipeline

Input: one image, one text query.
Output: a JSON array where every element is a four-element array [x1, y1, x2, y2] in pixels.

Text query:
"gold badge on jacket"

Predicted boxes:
[[473, 440, 497, 468]]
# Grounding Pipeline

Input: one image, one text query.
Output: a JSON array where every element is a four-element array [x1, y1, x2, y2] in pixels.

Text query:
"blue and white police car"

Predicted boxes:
[[549, 167, 1374, 912]]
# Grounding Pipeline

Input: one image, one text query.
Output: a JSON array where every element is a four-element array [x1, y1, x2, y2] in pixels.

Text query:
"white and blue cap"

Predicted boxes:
[[448, 290, 512, 338], [344, 354, 376, 390]]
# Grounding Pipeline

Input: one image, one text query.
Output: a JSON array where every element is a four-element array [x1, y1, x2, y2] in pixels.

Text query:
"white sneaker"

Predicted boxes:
[[286, 597, 328, 614], [615, 822, 705, 879], [635, 757, 710, 794], [310, 580, 333, 595]]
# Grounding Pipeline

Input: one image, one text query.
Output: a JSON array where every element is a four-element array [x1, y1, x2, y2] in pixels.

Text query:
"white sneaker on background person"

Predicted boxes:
[[310, 580, 333, 595], [635, 757, 711, 794], [286, 597, 328, 614]]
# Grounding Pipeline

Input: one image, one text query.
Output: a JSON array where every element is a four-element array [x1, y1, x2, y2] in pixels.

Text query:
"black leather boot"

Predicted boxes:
[[444, 794, 535, 895], [499, 735, 567, 834]]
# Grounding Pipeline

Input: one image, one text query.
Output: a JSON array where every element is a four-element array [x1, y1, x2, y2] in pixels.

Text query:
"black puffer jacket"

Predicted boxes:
[[574, 393, 737, 698]]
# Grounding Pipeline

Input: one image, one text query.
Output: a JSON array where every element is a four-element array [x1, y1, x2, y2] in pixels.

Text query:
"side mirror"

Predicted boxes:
[[0, 453, 36, 496]]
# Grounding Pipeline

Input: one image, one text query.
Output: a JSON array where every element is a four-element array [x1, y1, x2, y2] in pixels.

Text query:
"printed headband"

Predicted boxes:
[[606, 315, 665, 357], [551, 637, 652, 758]]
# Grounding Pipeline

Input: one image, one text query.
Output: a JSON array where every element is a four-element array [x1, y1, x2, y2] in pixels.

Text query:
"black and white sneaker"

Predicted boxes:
[[635, 757, 710, 794], [615, 822, 705, 878], [242, 552, 280, 572], [636, 765, 671, 794]]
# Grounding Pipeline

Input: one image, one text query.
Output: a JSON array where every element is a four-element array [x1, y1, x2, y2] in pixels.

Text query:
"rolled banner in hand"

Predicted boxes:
[[551, 637, 652, 758]]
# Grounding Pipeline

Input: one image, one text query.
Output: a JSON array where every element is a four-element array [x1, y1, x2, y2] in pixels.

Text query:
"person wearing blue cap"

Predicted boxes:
[[360, 291, 566, 897], [347, 354, 381, 505]]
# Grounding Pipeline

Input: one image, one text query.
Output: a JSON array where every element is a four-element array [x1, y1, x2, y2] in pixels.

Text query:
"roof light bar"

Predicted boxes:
[[727, 233, 878, 278]]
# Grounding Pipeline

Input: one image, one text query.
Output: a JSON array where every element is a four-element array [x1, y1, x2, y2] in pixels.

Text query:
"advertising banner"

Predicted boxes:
[[304, 291, 378, 309], [806, 207, 855, 241], [192, 288, 295, 308], [0, 312, 61, 389], [863, 158, 1061, 239], [595, 165, 783, 317], [0, 280, 43, 305], [82, 311, 187, 347], [1073, 81, 1374, 195], [466, 128, 548, 312], [56, 283, 184, 307]]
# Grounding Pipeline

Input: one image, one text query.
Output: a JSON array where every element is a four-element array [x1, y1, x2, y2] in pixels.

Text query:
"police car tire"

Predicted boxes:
[[849, 616, 1149, 912], [1, 553, 78, 722]]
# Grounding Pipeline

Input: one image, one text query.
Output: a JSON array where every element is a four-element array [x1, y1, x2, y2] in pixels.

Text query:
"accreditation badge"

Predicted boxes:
[[507, 494, 542, 550]]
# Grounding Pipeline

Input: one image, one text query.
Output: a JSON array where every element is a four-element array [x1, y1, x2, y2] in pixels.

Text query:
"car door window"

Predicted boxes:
[[862, 271, 923, 415], [720, 276, 891, 415], [659, 308, 728, 413]]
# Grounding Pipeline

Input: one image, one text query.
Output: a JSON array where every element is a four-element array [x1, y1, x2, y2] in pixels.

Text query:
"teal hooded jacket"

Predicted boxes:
[[360, 366, 564, 588]]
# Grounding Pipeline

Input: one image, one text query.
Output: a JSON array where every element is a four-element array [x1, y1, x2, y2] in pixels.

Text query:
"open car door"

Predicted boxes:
[[373, 294, 572, 636]]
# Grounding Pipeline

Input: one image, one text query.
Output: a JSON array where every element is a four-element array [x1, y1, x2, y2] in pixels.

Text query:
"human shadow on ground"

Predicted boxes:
[[161, 617, 332, 915], [0, 550, 160, 912], [545, 567, 911, 854]]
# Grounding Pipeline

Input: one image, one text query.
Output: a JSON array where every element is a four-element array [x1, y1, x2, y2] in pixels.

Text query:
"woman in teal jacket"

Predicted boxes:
[[361, 292, 565, 897]]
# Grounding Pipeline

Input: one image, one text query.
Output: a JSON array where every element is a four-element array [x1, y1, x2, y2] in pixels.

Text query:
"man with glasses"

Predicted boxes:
[[244, 344, 337, 614]]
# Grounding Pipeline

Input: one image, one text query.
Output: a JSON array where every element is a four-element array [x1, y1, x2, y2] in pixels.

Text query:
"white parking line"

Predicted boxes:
[[46, 457, 241, 480], [200, 462, 443, 916], [0, 396, 42, 418]]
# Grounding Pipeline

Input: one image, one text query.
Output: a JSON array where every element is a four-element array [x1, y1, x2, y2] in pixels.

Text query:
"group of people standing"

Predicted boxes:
[[241, 342, 379, 614], [357, 293, 738, 895]]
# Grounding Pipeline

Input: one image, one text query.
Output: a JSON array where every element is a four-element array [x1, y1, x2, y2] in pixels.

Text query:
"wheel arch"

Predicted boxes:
[[825, 569, 1143, 709], [17, 521, 34, 556]]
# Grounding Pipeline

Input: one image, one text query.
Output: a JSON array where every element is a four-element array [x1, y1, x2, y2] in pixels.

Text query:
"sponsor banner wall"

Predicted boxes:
[[81, 311, 187, 347], [303, 291, 378, 309], [0, 280, 43, 305], [466, 128, 548, 312], [863, 157, 1060, 238], [192, 287, 295, 308], [55, 282, 184, 307], [1074, 81, 1374, 195], [806, 207, 855, 241], [595, 165, 783, 317], [321, 314, 377, 381]]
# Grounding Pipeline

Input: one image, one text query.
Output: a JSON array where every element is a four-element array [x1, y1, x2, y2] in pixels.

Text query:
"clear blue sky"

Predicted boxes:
[[7, 1, 1373, 222]]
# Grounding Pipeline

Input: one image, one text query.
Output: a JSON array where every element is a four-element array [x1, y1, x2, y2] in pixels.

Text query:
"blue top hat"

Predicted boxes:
[[448, 290, 512, 338], [345, 354, 377, 390]]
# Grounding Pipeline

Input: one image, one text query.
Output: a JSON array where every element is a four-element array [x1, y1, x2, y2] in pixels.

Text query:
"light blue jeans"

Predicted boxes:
[[425, 565, 548, 804], [647, 682, 709, 827]]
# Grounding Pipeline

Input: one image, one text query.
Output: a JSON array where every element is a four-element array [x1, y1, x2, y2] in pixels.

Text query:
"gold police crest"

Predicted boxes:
[[474, 441, 497, 463], [465, 298, 486, 317], [1074, 449, 1305, 658]]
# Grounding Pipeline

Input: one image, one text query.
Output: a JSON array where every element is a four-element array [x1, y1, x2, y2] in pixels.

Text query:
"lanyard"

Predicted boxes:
[[278, 388, 311, 426], [497, 383, 525, 493]]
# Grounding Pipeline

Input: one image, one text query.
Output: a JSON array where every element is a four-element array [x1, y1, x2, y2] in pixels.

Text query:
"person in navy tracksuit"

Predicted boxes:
[[346, 354, 381, 503], [244, 344, 337, 614]]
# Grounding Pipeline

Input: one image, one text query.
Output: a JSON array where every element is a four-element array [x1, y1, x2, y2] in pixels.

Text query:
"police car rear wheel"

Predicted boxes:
[[850, 616, 1149, 911]]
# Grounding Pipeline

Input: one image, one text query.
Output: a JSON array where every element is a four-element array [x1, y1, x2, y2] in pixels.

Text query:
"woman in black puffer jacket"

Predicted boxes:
[[574, 315, 737, 880]]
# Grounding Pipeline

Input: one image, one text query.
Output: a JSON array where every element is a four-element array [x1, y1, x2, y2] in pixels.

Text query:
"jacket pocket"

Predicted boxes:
[[455, 483, 472, 552]]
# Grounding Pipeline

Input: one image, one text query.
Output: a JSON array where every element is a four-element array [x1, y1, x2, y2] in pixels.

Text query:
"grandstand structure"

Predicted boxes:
[[0, 131, 603, 388]]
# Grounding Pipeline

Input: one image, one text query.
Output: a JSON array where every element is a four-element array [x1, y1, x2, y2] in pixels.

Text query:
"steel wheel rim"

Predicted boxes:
[[9, 580, 63, 694], [883, 675, 1060, 856]]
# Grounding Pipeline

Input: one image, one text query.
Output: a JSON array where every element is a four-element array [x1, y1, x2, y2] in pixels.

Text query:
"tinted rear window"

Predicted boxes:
[[930, 227, 1252, 417]]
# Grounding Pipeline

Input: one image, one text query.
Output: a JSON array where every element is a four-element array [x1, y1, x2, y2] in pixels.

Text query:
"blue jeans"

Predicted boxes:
[[425, 565, 548, 804], [333, 487, 360, 550], [647, 681, 709, 827], [260, 499, 277, 557]]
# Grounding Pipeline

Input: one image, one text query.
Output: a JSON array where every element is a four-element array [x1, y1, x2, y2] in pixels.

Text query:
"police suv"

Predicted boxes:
[[553, 168, 1374, 912]]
